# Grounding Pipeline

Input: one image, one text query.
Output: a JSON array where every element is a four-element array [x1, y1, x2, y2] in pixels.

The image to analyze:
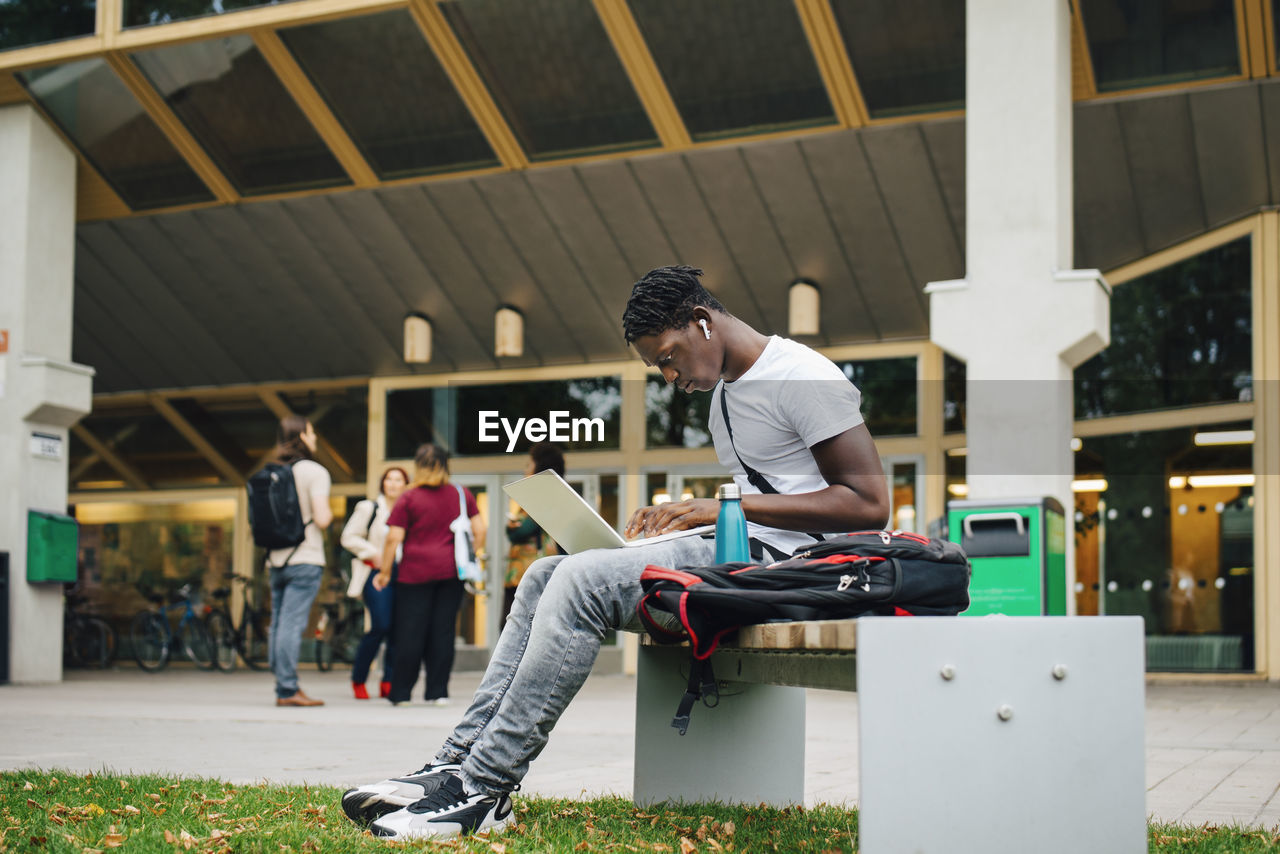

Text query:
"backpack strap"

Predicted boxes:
[[718, 386, 825, 545], [672, 657, 719, 736]]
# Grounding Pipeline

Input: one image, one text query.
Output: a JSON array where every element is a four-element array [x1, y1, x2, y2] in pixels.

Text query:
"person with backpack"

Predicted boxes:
[[259, 415, 333, 707], [340, 466, 410, 700], [341, 265, 889, 839], [372, 443, 485, 707]]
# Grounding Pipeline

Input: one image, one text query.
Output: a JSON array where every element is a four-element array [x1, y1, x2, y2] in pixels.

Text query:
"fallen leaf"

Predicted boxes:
[[164, 830, 177, 843], [81, 849, 102, 854], [722, 822, 735, 837], [574, 843, 590, 851], [123, 805, 140, 815], [84, 804, 105, 817], [101, 833, 126, 848], [26, 799, 42, 810], [680, 837, 697, 854], [490, 844, 507, 854], [23, 783, 34, 791]]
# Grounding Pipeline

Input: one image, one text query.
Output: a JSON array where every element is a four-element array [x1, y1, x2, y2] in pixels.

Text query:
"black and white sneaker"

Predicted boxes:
[[369, 772, 514, 840], [340, 760, 462, 826]]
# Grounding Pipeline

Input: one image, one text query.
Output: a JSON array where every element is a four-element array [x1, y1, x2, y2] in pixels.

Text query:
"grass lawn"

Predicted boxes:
[[2, 771, 1277, 853]]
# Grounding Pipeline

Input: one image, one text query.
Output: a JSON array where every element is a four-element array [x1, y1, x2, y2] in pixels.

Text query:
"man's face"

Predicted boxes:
[[632, 322, 720, 393]]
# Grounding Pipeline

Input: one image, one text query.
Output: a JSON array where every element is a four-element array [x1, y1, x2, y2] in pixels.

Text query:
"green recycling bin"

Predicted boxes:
[[27, 510, 79, 584], [948, 497, 1066, 616]]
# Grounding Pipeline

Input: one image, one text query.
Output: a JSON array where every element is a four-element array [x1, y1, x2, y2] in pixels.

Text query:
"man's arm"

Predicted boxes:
[[625, 423, 889, 537]]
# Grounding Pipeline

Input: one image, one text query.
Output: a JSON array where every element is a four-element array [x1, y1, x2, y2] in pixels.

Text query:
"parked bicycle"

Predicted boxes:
[[129, 583, 216, 672], [63, 587, 117, 669], [314, 580, 364, 672], [206, 573, 270, 672]]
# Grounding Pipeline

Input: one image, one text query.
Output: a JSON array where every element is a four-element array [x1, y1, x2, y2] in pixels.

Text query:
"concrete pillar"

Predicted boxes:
[[0, 104, 95, 683], [926, 0, 1111, 608]]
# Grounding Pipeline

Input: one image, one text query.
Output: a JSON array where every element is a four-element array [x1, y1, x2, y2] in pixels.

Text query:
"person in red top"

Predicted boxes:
[[375, 443, 485, 706]]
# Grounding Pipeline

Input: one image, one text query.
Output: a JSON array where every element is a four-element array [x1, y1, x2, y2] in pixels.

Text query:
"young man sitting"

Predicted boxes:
[[341, 265, 889, 840]]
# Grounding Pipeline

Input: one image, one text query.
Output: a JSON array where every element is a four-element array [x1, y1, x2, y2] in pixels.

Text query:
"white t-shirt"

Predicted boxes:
[[268, 459, 331, 568], [709, 336, 865, 556]]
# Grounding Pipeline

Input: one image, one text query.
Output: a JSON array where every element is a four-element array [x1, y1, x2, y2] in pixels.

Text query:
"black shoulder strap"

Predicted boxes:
[[718, 385, 778, 495], [718, 386, 824, 544]]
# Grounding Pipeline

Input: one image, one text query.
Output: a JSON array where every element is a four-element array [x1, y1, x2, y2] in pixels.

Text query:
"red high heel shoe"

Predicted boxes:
[[353, 683, 370, 700], [379, 681, 392, 699]]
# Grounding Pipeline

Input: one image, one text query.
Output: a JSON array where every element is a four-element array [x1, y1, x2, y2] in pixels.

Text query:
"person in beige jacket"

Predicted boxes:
[[340, 466, 409, 700]]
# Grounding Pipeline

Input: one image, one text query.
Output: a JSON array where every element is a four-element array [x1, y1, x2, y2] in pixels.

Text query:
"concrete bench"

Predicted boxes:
[[630, 616, 1149, 854], [632, 619, 857, 807]]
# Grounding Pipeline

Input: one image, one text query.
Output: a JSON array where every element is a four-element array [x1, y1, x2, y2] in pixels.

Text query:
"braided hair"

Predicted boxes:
[[622, 265, 726, 343]]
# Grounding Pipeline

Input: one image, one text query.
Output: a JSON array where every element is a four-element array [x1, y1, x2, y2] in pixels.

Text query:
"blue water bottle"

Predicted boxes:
[[715, 482, 750, 563]]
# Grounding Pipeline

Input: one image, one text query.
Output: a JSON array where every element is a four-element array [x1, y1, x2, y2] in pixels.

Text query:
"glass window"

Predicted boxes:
[[440, 0, 658, 159], [829, 0, 963, 118], [627, 0, 835, 140], [1081, 0, 1239, 92], [1, 0, 94, 51], [1075, 237, 1252, 419], [890, 461, 918, 533], [18, 59, 215, 209], [645, 377, 712, 448], [130, 34, 350, 195], [279, 10, 499, 179], [1074, 422, 1254, 672], [943, 352, 965, 434], [834, 356, 917, 436], [123, 0, 298, 28], [386, 378, 623, 459], [73, 499, 238, 643]]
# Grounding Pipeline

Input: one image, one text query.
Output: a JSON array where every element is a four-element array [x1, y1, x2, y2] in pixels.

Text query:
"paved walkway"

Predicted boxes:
[[1, 666, 1278, 829]]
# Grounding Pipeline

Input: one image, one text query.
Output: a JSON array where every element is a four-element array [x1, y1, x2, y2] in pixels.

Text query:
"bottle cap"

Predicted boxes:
[[717, 482, 741, 501]]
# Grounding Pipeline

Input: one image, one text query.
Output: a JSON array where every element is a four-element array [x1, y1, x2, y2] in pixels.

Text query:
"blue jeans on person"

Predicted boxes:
[[352, 567, 395, 686], [433, 536, 716, 795], [268, 562, 323, 699]]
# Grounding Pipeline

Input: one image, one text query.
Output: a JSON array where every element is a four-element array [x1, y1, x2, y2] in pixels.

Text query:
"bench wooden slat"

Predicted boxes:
[[729, 619, 857, 650], [637, 619, 858, 652]]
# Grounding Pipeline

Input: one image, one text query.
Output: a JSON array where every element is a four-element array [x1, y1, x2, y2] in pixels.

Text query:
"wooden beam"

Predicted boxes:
[[406, 0, 528, 170], [590, 0, 690, 149], [1239, 0, 1271, 79], [1071, 0, 1098, 99], [69, 422, 140, 482], [251, 29, 379, 187], [97, 0, 121, 47], [71, 424, 151, 490], [149, 394, 247, 485], [0, 37, 104, 74], [256, 391, 356, 481], [792, 0, 868, 127], [103, 51, 238, 203]]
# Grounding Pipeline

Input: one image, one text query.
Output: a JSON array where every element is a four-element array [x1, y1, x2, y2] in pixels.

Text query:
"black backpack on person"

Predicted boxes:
[[246, 462, 306, 550], [637, 530, 972, 733]]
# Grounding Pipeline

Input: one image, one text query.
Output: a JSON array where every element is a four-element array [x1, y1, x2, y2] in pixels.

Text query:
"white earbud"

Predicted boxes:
[[698, 318, 711, 340]]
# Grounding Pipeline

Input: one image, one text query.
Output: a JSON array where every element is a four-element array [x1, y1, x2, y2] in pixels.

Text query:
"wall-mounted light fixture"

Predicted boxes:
[[495, 305, 524, 357], [788, 279, 820, 336], [404, 312, 432, 363]]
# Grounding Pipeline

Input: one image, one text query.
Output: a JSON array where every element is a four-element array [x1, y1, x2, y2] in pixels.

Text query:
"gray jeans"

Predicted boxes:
[[268, 562, 323, 698], [435, 536, 716, 795]]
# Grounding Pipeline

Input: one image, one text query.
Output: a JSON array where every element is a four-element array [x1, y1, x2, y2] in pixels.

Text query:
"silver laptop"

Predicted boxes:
[[503, 470, 714, 554]]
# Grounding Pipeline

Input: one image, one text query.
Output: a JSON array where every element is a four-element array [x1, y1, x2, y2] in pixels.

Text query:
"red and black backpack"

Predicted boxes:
[[636, 531, 972, 733]]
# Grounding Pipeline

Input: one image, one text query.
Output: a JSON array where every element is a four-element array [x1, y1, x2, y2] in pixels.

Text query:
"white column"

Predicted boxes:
[[0, 104, 95, 683], [927, 0, 1110, 517]]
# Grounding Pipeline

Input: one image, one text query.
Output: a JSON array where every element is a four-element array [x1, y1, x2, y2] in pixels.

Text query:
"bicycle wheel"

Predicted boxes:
[[314, 629, 332, 672], [241, 610, 270, 671], [336, 610, 364, 664], [205, 610, 237, 672], [130, 612, 169, 672], [182, 618, 216, 670], [74, 618, 112, 669]]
